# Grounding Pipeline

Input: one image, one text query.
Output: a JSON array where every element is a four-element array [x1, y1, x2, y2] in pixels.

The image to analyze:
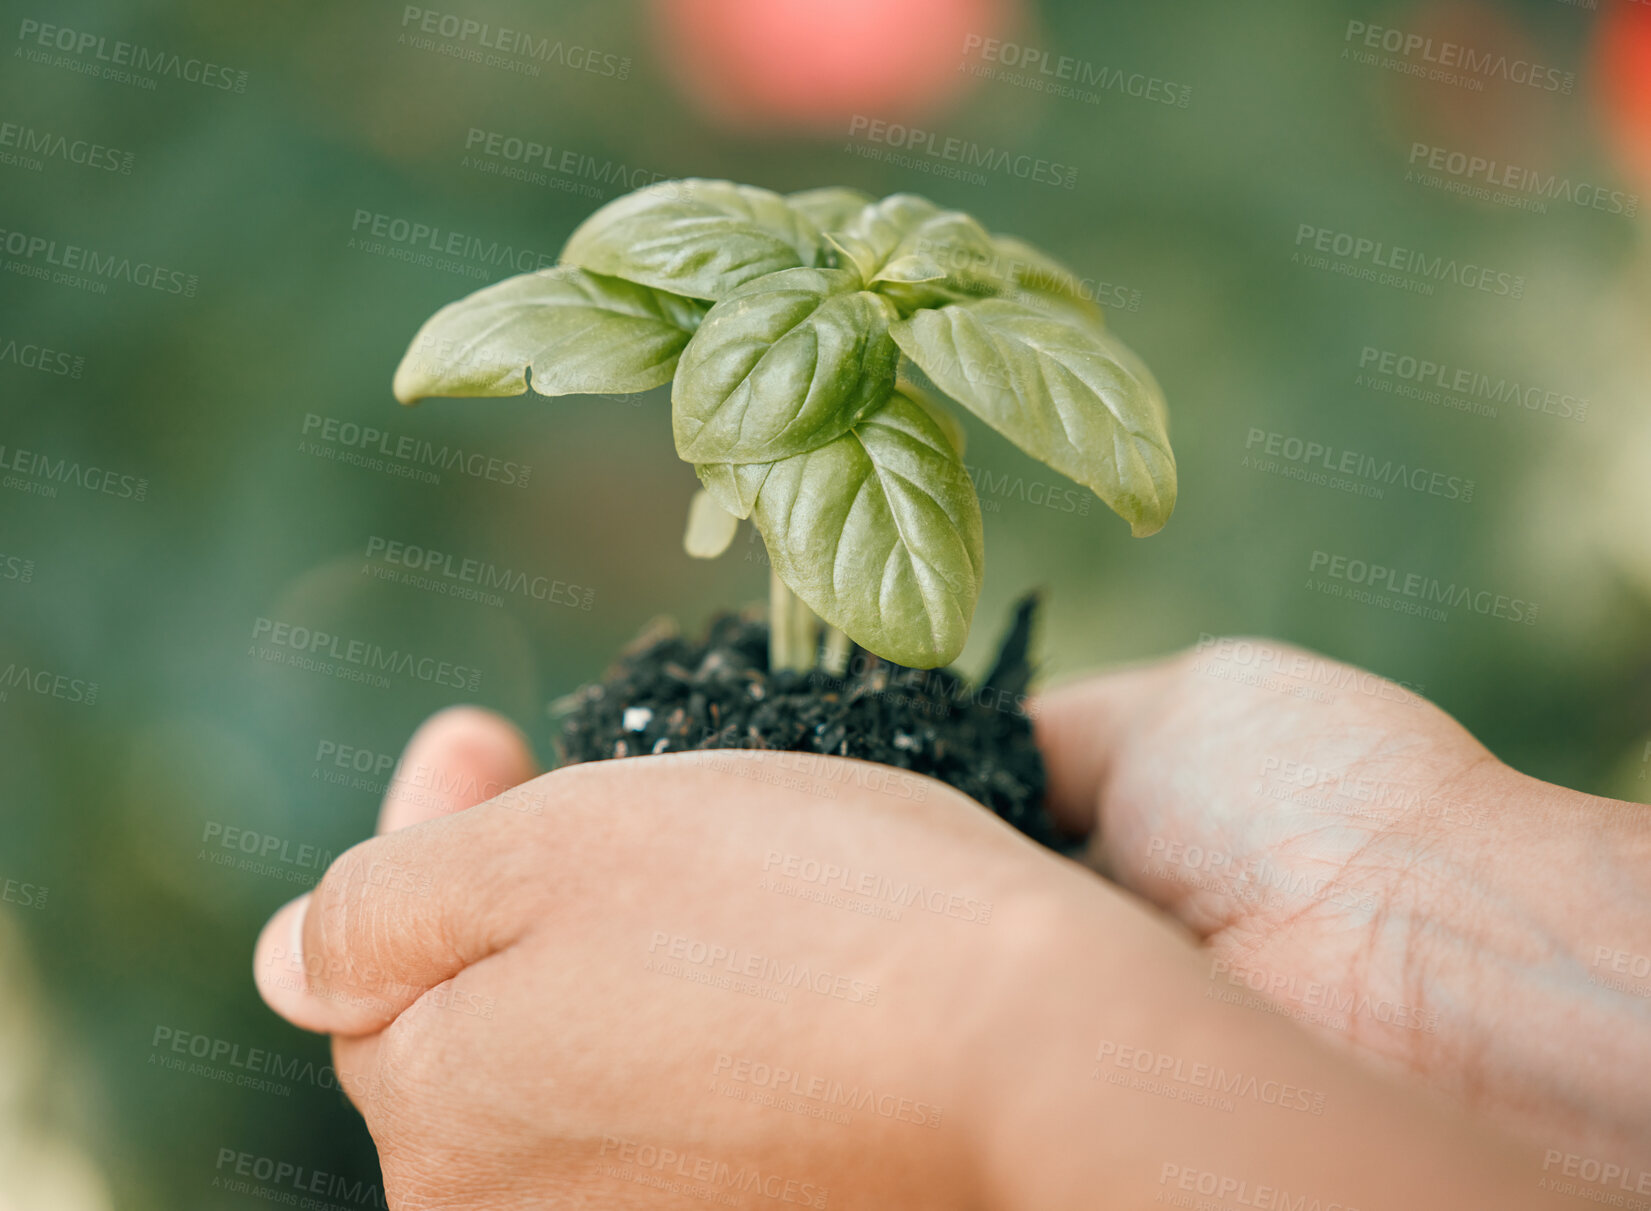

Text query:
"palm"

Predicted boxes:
[[1038, 643, 1494, 1059]]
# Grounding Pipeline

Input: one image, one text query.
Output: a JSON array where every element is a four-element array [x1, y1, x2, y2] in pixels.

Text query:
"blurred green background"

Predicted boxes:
[[2, 0, 1648, 1205]]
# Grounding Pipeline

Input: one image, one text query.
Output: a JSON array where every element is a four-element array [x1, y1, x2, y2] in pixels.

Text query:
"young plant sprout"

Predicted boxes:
[[393, 179, 1176, 678]]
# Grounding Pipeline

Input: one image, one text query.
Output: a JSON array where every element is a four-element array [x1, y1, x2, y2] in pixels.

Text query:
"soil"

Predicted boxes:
[[555, 595, 1067, 849]]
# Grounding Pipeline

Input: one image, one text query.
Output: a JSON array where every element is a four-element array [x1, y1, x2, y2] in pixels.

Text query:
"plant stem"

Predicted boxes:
[[820, 626, 852, 678], [768, 570, 819, 673]]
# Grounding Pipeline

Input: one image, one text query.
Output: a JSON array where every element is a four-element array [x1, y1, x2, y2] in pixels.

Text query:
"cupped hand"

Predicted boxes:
[[1036, 635, 1651, 1160], [253, 702, 1574, 1210], [252, 709, 1205, 1209]]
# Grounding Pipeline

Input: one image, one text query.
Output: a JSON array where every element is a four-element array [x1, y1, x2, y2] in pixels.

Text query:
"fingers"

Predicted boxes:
[[253, 781, 550, 1036], [253, 706, 538, 1035], [378, 706, 538, 835], [1032, 659, 1180, 838]]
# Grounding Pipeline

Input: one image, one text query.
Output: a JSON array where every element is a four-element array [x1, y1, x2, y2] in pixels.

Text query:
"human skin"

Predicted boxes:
[[252, 653, 1633, 1210], [1036, 636, 1651, 1163]]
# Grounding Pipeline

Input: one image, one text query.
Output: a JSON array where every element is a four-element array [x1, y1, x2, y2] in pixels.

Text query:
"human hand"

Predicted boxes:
[[253, 706, 1553, 1211], [250, 707, 1172, 1209], [1036, 635, 1651, 1162]]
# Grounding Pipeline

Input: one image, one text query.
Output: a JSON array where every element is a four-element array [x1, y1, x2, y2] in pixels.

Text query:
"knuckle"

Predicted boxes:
[[366, 1003, 482, 1160], [334, 1008, 450, 1150], [376, 1000, 445, 1101]]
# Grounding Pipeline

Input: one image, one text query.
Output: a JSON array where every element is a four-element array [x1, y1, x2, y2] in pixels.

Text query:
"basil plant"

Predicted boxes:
[[393, 179, 1176, 670]]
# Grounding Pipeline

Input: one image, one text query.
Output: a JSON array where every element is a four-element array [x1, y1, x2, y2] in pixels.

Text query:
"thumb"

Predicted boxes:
[[252, 707, 539, 1034], [1033, 659, 1180, 855]]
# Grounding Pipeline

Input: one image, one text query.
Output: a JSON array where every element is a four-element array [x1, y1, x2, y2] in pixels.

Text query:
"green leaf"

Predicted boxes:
[[683, 487, 739, 559], [673, 267, 900, 464], [786, 187, 875, 234], [830, 195, 1004, 313], [991, 235, 1090, 303], [834, 194, 939, 254], [890, 299, 1176, 536], [391, 267, 704, 404], [989, 234, 1107, 329], [694, 461, 772, 520], [560, 178, 823, 301], [824, 195, 938, 283], [750, 391, 984, 668], [874, 212, 997, 288], [896, 356, 967, 457]]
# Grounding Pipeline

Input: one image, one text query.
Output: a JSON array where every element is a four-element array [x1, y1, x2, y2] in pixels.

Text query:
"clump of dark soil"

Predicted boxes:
[[555, 595, 1064, 849]]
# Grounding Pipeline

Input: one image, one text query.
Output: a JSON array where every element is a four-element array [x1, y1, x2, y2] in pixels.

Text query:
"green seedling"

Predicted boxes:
[[393, 179, 1176, 672]]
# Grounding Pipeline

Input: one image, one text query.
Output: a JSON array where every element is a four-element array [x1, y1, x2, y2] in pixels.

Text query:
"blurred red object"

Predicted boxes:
[[1595, 0, 1651, 192], [652, 0, 1016, 133]]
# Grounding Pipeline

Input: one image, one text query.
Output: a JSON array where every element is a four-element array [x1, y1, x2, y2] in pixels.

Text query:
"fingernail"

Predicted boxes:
[[288, 893, 310, 984], [253, 893, 350, 1034]]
